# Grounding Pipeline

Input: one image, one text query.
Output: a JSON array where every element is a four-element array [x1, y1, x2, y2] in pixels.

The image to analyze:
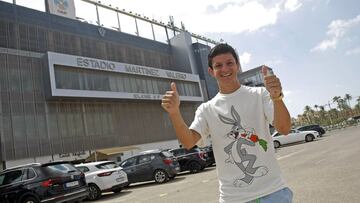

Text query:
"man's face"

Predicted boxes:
[[208, 53, 241, 84]]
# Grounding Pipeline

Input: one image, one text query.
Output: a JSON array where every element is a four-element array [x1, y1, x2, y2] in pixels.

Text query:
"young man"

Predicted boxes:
[[161, 43, 293, 203]]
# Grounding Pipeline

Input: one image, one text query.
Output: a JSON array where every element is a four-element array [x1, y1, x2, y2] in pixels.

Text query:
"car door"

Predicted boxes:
[[120, 157, 138, 183], [0, 169, 26, 201], [287, 129, 301, 143], [136, 154, 154, 181]]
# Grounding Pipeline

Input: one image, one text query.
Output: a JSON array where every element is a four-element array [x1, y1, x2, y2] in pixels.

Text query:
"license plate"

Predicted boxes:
[[116, 177, 125, 182], [65, 181, 79, 188]]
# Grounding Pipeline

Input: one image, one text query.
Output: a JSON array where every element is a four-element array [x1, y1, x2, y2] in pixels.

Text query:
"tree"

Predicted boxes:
[[314, 104, 319, 111], [344, 94, 352, 108], [333, 96, 342, 113], [304, 105, 313, 124]]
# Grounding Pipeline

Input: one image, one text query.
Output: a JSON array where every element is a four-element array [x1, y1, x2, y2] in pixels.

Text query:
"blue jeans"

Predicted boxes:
[[247, 187, 293, 203]]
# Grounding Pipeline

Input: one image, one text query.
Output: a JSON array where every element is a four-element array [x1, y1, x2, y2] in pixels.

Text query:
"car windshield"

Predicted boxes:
[[44, 163, 78, 175], [96, 162, 118, 169], [161, 151, 174, 158]]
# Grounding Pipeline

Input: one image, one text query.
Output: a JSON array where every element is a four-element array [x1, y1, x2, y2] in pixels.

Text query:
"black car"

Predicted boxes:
[[0, 161, 88, 203], [119, 149, 180, 185], [169, 147, 208, 173], [296, 124, 326, 136], [201, 145, 216, 167]]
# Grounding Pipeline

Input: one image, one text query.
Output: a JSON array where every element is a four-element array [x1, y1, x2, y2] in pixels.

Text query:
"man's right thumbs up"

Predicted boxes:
[[171, 82, 177, 92], [161, 82, 180, 114]]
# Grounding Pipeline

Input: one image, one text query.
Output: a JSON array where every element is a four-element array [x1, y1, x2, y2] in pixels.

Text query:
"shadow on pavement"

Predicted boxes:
[[87, 190, 133, 202]]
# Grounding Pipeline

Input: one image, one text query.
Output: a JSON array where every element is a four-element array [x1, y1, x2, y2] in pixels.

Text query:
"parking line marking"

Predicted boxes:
[[159, 193, 168, 197], [277, 149, 304, 160]]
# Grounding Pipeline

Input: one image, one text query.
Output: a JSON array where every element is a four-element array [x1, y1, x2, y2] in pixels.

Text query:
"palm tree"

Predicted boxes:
[[344, 94, 352, 108], [304, 105, 312, 124], [318, 105, 327, 125], [333, 96, 341, 110], [314, 104, 319, 111]]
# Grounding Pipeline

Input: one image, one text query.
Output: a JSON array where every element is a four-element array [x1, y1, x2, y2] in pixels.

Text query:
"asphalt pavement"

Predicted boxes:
[[89, 124, 360, 203]]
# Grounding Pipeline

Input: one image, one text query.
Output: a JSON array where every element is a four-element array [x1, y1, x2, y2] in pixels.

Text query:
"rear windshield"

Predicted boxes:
[[44, 163, 78, 175], [161, 151, 174, 158], [96, 162, 118, 169]]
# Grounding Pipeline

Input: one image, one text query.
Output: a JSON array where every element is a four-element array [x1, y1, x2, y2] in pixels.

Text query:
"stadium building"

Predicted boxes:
[[0, 0, 223, 169]]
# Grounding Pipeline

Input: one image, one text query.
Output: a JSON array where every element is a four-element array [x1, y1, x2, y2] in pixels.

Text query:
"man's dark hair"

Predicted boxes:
[[208, 43, 239, 69]]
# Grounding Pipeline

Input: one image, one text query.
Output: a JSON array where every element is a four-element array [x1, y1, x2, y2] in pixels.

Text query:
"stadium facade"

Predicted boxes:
[[0, 0, 223, 169]]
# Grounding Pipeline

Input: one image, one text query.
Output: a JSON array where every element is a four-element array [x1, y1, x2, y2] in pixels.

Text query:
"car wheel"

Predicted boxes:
[[273, 141, 280, 148], [153, 169, 168, 183], [188, 161, 202, 173], [88, 184, 102, 200], [305, 134, 314, 142], [112, 188, 122, 193], [22, 196, 39, 203]]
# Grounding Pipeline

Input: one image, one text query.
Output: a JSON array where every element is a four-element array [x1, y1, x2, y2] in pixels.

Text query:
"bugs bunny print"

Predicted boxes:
[[219, 106, 269, 187]]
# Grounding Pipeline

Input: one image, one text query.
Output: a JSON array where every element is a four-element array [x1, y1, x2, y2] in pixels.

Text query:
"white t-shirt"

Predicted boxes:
[[189, 85, 287, 203]]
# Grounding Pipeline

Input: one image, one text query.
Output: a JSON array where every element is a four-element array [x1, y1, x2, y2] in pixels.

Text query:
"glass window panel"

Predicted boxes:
[[123, 75, 131, 93], [152, 24, 168, 44], [117, 74, 125, 92], [98, 7, 118, 30], [137, 19, 154, 40], [151, 79, 159, 94], [130, 75, 137, 93], [109, 75, 118, 91], [118, 13, 137, 36], [74, 1, 97, 25], [145, 78, 153, 94], [16, 0, 45, 12]]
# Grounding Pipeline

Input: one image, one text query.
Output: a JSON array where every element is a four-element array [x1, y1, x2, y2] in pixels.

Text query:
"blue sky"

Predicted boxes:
[[4, 0, 360, 118]]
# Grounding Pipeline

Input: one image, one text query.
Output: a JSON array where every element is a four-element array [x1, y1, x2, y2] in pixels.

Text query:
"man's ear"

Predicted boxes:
[[237, 62, 242, 72], [208, 67, 214, 77]]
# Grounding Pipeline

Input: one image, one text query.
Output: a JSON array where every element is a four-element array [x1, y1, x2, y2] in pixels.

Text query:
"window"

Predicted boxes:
[[1, 170, 23, 186], [138, 155, 151, 164], [45, 163, 77, 174], [96, 162, 118, 169], [24, 168, 36, 180], [121, 157, 137, 167], [76, 166, 90, 173]]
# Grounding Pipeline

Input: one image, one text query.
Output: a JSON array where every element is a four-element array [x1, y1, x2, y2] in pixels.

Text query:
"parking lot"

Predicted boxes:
[[87, 125, 360, 203]]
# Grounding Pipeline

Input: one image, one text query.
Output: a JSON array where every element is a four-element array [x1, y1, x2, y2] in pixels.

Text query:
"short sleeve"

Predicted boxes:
[[189, 103, 210, 141], [261, 87, 274, 125]]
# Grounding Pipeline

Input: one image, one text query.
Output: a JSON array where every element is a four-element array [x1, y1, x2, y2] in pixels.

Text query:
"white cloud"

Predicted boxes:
[[240, 52, 251, 65], [284, 0, 302, 12], [265, 58, 283, 67], [311, 14, 360, 52], [345, 47, 360, 55], [97, 0, 282, 34]]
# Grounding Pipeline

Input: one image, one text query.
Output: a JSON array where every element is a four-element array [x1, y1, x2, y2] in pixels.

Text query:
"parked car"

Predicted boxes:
[[119, 149, 180, 185], [0, 161, 88, 203], [169, 147, 208, 173], [75, 161, 128, 200], [272, 129, 319, 148], [296, 124, 325, 136], [201, 145, 216, 166]]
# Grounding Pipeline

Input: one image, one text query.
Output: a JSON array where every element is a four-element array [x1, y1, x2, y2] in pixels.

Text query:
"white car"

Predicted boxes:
[[75, 161, 128, 200], [272, 129, 319, 148]]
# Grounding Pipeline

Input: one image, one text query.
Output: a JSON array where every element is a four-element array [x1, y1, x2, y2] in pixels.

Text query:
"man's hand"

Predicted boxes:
[[262, 65, 282, 99], [161, 82, 180, 114]]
